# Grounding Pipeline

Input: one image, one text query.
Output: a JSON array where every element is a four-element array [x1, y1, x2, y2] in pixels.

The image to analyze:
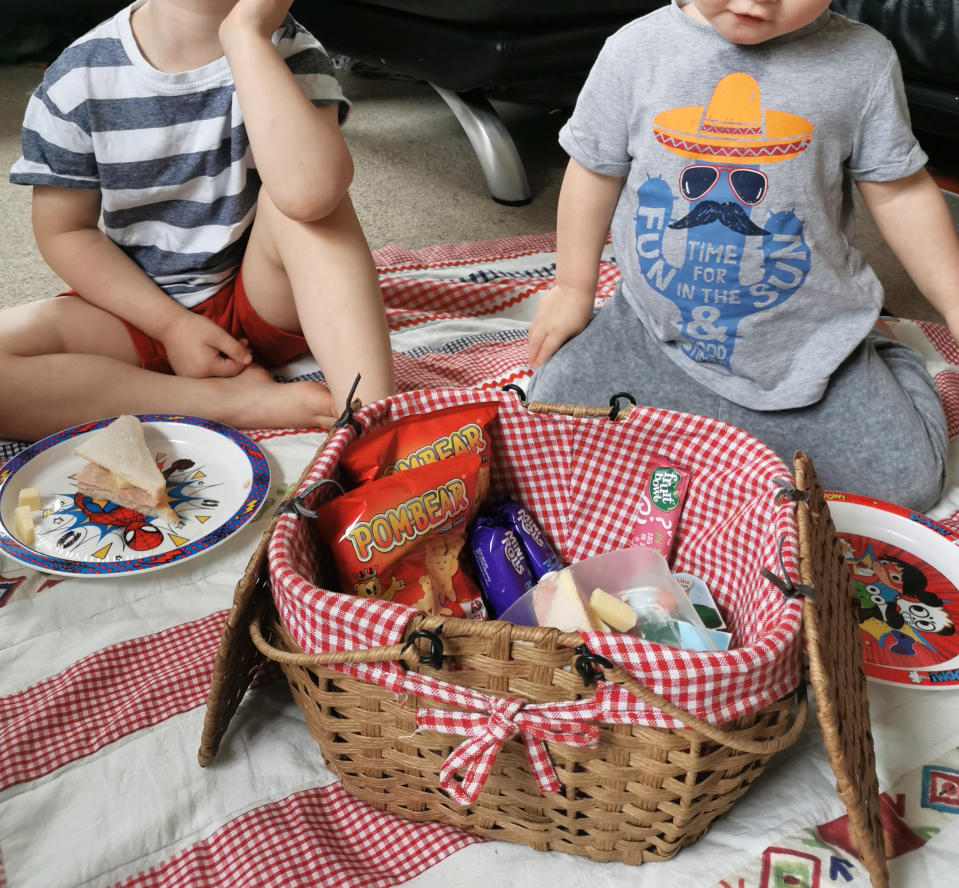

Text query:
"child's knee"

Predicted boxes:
[[877, 466, 947, 512], [0, 299, 62, 354], [912, 468, 949, 513], [897, 391, 949, 512], [862, 430, 947, 512], [526, 347, 590, 405]]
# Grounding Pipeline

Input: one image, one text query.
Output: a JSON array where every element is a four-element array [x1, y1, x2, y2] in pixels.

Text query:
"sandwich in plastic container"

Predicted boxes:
[[499, 547, 717, 651]]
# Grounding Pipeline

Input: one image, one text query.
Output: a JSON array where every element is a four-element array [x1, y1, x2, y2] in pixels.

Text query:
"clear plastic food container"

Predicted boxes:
[[499, 547, 717, 651]]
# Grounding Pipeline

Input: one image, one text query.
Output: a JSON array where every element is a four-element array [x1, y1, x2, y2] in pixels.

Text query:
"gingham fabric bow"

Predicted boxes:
[[406, 672, 625, 805]]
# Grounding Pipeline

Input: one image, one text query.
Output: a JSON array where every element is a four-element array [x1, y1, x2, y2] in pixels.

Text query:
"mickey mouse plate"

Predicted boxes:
[[826, 491, 959, 688], [0, 414, 270, 576]]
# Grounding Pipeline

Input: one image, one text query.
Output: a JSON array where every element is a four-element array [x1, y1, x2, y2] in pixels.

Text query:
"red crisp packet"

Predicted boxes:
[[314, 451, 488, 618], [629, 456, 691, 564], [339, 402, 498, 487]]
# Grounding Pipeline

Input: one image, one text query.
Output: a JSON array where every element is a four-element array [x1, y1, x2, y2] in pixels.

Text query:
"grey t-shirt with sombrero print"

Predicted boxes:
[[559, 1, 926, 410]]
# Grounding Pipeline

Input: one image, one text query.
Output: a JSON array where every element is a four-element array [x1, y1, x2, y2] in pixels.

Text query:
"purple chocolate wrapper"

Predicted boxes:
[[491, 501, 564, 579], [468, 517, 535, 617]]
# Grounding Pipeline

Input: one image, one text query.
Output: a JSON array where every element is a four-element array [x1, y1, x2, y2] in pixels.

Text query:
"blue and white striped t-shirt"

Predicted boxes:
[[10, 1, 349, 308]]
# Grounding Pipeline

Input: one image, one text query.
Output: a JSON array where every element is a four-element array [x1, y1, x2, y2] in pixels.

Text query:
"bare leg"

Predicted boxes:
[[240, 190, 396, 413], [0, 296, 345, 441]]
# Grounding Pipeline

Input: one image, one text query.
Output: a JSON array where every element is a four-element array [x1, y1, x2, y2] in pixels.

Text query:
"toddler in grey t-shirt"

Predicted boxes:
[[526, 0, 959, 511]]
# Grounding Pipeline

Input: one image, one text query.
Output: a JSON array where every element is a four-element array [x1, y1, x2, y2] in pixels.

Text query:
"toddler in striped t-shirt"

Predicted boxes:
[[3, 0, 396, 441]]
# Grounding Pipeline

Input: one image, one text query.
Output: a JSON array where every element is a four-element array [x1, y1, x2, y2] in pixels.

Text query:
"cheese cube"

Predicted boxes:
[[589, 614, 612, 633], [588, 587, 638, 633], [14, 505, 35, 546], [18, 487, 42, 511]]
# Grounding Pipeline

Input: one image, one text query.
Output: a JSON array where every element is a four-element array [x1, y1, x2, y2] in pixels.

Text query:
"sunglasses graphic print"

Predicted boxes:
[[679, 165, 769, 206], [632, 169, 810, 370]]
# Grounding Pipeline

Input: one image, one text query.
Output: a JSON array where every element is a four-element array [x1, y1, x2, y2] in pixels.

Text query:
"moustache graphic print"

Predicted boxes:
[[668, 200, 770, 236]]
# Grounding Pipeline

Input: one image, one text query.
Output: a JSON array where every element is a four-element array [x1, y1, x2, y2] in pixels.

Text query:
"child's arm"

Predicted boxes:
[[32, 186, 252, 377], [857, 168, 959, 344], [528, 159, 624, 369], [219, 0, 354, 222]]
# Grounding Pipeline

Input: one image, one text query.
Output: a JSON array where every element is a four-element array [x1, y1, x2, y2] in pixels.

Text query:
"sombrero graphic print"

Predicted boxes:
[[653, 72, 813, 163]]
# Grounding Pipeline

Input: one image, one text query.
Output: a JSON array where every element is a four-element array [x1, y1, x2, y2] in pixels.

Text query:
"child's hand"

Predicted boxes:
[[527, 284, 596, 369], [161, 313, 253, 378], [220, 0, 293, 45]]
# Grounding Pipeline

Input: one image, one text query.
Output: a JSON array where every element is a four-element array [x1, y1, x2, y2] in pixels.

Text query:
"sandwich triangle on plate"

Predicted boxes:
[[73, 414, 179, 525]]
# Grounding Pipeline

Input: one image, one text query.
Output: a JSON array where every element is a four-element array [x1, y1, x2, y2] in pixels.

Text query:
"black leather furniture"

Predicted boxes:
[[290, 1, 664, 205], [829, 0, 959, 141]]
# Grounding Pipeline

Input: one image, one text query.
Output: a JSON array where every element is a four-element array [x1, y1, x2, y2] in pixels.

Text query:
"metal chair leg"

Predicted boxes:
[[430, 84, 532, 206]]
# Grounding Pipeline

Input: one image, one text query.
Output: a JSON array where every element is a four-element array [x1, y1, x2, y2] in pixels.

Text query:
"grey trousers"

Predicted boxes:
[[526, 286, 948, 512]]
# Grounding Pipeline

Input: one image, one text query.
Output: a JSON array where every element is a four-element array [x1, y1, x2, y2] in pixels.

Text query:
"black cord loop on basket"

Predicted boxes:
[[761, 534, 817, 603], [501, 384, 527, 401], [255, 568, 272, 596], [573, 644, 615, 687], [771, 476, 811, 505], [273, 478, 345, 520], [608, 392, 636, 420], [402, 627, 446, 669], [331, 372, 363, 435]]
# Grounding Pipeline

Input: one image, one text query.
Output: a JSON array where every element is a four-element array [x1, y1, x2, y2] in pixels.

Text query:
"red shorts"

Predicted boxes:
[[65, 271, 308, 373]]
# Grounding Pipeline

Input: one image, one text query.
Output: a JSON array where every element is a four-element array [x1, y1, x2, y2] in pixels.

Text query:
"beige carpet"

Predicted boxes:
[[0, 62, 953, 324]]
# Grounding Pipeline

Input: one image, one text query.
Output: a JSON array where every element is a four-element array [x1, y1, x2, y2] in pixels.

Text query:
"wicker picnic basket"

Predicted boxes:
[[199, 390, 887, 886]]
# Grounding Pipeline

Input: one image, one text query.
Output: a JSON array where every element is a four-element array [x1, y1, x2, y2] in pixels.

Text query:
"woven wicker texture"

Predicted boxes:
[[198, 436, 334, 766], [254, 608, 804, 864], [197, 527, 273, 766], [795, 453, 888, 888]]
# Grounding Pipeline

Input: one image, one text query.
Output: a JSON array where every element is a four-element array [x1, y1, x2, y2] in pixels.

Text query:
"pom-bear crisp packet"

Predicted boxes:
[[338, 402, 498, 487], [314, 451, 488, 618]]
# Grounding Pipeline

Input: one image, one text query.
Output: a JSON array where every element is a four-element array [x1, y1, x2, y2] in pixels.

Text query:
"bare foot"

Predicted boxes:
[[211, 364, 340, 430]]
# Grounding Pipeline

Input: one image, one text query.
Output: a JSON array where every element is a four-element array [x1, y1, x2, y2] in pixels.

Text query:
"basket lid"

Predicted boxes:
[[793, 452, 888, 888], [197, 433, 336, 766]]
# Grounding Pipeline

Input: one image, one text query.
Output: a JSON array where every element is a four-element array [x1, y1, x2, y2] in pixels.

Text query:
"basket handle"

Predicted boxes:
[[522, 399, 636, 421], [249, 608, 807, 755], [601, 664, 807, 753]]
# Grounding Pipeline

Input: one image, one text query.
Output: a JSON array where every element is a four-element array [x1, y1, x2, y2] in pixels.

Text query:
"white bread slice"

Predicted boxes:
[[74, 415, 166, 501], [14, 505, 35, 546], [532, 569, 595, 632], [73, 416, 177, 524]]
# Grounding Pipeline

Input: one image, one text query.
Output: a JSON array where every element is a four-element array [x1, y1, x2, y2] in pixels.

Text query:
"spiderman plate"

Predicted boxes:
[[0, 414, 270, 576]]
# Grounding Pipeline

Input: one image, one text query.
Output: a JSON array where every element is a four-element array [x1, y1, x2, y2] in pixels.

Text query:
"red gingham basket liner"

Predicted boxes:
[[268, 389, 803, 729]]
